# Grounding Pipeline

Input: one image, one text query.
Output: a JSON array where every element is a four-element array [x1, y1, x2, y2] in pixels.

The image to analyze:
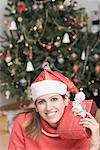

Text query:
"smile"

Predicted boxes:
[[45, 111, 57, 118]]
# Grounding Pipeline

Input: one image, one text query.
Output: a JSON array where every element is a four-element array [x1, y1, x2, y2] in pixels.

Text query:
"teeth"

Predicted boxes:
[[46, 112, 56, 117]]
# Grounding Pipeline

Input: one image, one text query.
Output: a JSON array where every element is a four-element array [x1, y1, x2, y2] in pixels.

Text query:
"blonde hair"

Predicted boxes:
[[24, 109, 41, 140], [14, 108, 41, 140]]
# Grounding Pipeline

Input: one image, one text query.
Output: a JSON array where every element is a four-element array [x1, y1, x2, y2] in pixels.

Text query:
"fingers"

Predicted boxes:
[[86, 112, 95, 119], [80, 112, 100, 134]]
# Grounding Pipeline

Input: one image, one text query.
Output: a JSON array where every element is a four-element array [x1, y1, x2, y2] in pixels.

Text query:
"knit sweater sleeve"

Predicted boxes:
[[8, 114, 26, 150]]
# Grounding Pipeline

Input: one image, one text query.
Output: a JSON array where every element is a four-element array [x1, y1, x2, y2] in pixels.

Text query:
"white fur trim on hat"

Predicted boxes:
[[31, 80, 67, 101]]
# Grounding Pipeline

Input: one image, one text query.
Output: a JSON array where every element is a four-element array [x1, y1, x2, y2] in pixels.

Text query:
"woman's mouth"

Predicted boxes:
[[46, 111, 57, 118]]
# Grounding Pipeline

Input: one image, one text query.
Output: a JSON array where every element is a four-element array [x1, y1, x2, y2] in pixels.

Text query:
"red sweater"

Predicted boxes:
[[8, 112, 91, 150]]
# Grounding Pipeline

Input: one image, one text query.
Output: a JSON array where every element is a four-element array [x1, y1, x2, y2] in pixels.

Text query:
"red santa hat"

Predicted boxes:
[[31, 67, 85, 102]]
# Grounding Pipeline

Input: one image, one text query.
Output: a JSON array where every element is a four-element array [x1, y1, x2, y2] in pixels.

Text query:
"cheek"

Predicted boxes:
[[35, 105, 45, 113], [56, 102, 65, 113]]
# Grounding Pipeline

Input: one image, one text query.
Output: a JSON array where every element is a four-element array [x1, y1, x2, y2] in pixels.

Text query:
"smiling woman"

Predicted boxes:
[[35, 94, 66, 128], [8, 68, 100, 150]]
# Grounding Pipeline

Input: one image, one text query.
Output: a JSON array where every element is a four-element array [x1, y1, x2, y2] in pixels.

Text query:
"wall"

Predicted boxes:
[[0, 0, 7, 36], [78, 0, 100, 16]]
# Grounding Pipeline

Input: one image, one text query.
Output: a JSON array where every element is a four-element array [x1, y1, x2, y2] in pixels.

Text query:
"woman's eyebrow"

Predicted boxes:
[[49, 95, 59, 99], [37, 98, 45, 101]]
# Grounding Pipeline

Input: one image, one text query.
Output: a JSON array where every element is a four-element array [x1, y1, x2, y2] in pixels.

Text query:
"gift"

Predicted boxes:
[[57, 100, 97, 139]]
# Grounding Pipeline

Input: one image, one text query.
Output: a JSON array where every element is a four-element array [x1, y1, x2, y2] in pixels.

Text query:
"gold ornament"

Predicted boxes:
[[36, 18, 43, 32], [4, 20, 9, 25], [25, 43, 29, 47], [25, 86, 32, 100], [33, 26, 37, 31], [14, 58, 21, 65], [58, 4, 65, 11], [9, 44, 13, 48]]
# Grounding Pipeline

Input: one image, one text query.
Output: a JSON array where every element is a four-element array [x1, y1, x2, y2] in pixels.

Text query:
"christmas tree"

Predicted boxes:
[[0, 0, 99, 103]]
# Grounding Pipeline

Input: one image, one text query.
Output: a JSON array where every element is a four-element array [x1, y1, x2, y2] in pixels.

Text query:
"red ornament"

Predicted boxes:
[[71, 53, 78, 60], [23, 50, 28, 55], [73, 76, 81, 83], [69, 19, 74, 26], [37, 26, 43, 33], [29, 47, 33, 60], [77, 19, 83, 28], [0, 51, 3, 57], [67, 47, 72, 51], [17, 3, 28, 14], [95, 65, 100, 74], [46, 44, 52, 51], [73, 64, 79, 73], [5, 50, 11, 63]]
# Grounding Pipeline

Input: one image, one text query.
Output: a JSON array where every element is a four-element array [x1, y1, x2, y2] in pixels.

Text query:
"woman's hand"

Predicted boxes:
[[80, 112, 100, 150]]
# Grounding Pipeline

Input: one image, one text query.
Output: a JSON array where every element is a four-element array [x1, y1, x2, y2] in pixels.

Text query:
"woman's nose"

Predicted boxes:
[[45, 102, 52, 110]]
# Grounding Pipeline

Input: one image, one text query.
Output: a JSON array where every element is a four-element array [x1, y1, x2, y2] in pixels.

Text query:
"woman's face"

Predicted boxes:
[[35, 93, 67, 128]]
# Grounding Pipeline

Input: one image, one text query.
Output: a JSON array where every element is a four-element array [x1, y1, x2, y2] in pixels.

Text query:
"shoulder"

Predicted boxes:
[[13, 112, 34, 126]]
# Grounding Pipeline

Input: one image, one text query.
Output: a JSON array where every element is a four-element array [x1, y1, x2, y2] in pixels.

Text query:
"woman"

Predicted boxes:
[[8, 68, 100, 150]]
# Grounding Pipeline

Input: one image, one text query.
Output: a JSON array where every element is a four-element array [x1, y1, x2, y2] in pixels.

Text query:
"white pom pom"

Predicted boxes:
[[74, 92, 85, 102]]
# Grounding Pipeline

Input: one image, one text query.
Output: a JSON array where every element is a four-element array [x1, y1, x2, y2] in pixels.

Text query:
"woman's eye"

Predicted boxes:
[[38, 100, 45, 104], [51, 97, 58, 101]]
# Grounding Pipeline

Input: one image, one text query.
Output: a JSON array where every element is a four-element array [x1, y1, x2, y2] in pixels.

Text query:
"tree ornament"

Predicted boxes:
[[0, 51, 3, 58], [14, 58, 21, 65], [81, 50, 85, 60], [54, 36, 61, 47], [95, 64, 100, 74], [7, 61, 13, 66], [72, 34, 77, 40], [5, 90, 10, 99], [5, 50, 12, 63], [17, 17, 23, 23], [86, 65, 89, 71], [54, 41, 61, 47], [20, 78, 27, 87], [4, 20, 9, 26], [71, 53, 78, 60], [9, 21, 17, 31], [93, 89, 98, 96], [67, 47, 72, 51], [9, 44, 13, 48], [62, 33, 70, 43], [29, 47, 33, 60], [46, 43, 52, 51], [73, 76, 81, 83], [72, 30, 77, 40], [77, 19, 83, 28], [64, 0, 71, 7], [36, 18, 43, 32], [10, 67, 16, 76], [25, 86, 32, 100], [93, 54, 100, 61], [73, 1, 78, 7], [32, 3, 39, 11], [73, 64, 79, 73], [26, 60, 34, 72], [17, 3, 28, 14], [58, 3, 65, 11], [11, 5, 16, 14], [17, 35, 24, 43], [57, 54, 65, 64], [68, 19, 74, 26], [38, 4, 44, 10]]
